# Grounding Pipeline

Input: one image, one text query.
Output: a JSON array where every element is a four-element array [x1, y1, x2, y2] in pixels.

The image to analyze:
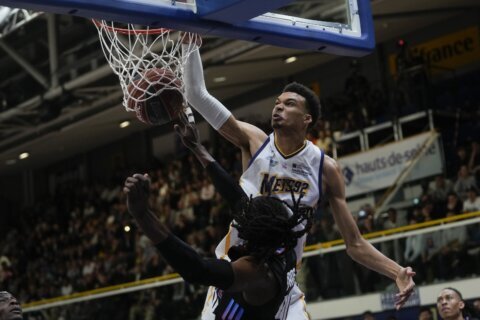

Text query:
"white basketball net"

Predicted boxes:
[[93, 20, 201, 112]]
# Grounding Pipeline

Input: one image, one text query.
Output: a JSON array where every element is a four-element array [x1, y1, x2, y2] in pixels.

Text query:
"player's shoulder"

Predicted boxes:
[[322, 154, 342, 175]]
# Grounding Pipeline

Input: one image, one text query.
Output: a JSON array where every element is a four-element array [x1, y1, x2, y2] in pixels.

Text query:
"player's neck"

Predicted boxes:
[[274, 130, 306, 156]]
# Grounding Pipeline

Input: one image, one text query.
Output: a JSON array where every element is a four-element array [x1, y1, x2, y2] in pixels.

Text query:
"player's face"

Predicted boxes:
[[0, 292, 22, 320], [271, 92, 311, 131], [436, 289, 464, 320]]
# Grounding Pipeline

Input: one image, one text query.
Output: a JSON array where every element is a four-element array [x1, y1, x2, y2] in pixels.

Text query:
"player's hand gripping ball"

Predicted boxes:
[[127, 68, 184, 125]]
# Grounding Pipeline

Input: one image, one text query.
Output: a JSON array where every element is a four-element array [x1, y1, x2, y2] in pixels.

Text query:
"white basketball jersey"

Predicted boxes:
[[203, 133, 324, 319], [215, 133, 325, 263]]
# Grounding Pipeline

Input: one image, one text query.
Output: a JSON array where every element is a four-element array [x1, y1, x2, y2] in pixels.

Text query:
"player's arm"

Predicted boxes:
[[125, 173, 233, 289], [174, 114, 247, 206], [124, 174, 276, 300], [182, 43, 267, 158], [323, 156, 415, 309], [156, 233, 277, 303]]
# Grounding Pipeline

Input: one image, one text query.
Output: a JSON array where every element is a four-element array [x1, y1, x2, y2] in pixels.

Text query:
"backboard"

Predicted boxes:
[[0, 0, 375, 56]]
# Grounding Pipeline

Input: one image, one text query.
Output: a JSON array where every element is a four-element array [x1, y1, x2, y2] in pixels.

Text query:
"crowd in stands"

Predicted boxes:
[[1, 129, 478, 319], [0, 65, 479, 319]]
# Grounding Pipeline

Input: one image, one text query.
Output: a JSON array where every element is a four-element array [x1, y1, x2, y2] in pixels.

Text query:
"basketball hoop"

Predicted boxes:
[[93, 20, 201, 114]]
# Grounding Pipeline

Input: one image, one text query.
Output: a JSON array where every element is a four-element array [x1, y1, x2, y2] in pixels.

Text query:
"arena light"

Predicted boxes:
[[213, 76, 226, 83], [19, 152, 29, 160], [119, 120, 130, 128], [284, 56, 297, 64], [124, 225, 131, 232]]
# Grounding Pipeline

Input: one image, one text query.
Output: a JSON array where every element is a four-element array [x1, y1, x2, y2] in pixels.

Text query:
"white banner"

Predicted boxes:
[[339, 132, 443, 198]]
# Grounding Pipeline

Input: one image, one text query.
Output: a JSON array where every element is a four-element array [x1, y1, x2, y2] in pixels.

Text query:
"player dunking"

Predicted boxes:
[[182, 40, 415, 319], [124, 116, 313, 319]]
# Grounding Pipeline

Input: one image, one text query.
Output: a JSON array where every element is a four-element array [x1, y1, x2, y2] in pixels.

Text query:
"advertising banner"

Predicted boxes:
[[340, 132, 442, 198], [388, 26, 480, 75]]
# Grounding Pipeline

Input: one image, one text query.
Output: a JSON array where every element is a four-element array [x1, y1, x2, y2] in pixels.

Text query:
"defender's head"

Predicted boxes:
[[232, 195, 312, 261]]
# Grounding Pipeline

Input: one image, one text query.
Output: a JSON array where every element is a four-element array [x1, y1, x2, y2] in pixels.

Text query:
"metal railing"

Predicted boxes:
[[333, 110, 434, 157]]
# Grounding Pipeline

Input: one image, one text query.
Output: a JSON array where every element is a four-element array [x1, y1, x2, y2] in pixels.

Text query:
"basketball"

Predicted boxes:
[[127, 68, 184, 125]]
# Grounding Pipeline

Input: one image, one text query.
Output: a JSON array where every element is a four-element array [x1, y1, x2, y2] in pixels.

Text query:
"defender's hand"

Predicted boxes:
[[124, 173, 150, 217], [174, 111, 201, 150]]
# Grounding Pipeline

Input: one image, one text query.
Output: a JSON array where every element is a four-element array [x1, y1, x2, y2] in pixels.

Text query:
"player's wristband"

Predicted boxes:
[[182, 45, 232, 130]]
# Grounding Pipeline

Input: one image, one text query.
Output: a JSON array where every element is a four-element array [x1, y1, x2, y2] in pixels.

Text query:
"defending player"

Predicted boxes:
[[182, 40, 415, 318], [124, 116, 313, 319]]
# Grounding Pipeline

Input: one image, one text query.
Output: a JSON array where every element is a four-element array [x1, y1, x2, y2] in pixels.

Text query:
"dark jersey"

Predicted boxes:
[[211, 248, 297, 320]]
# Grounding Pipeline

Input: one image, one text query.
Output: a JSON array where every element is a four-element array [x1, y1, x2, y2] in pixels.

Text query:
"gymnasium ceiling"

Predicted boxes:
[[0, 0, 479, 175]]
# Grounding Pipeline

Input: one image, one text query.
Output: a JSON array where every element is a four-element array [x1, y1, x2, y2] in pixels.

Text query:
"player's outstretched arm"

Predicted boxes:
[[124, 173, 233, 288], [174, 112, 214, 168], [124, 173, 169, 243], [182, 40, 267, 157], [124, 173, 275, 300], [174, 113, 247, 206], [323, 156, 415, 310]]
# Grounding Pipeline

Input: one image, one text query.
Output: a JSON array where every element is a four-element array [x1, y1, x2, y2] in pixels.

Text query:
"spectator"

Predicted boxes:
[[437, 212, 468, 280], [463, 188, 480, 212], [454, 165, 478, 200], [445, 192, 463, 216], [0, 291, 22, 320], [422, 230, 443, 282], [452, 146, 469, 177], [356, 204, 376, 234], [156, 177, 170, 207], [362, 310, 376, 320], [381, 208, 403, 262], [428, 175, 453, 207], [468, 141, 480, 173], [421, 203, 436, 221], [418, 306, 433, 320], [177, 183, 199, 222], [409, 206, 425, 223], [316, 129, 333, 154], [354, 205, 379, 293], [128, 292, 155, 320], [0, 257, 12, 287], [473, 299, 480, 318], [436, 287, 466, 320], [404, 217, 425, 283], [198, 178, 215, 227]]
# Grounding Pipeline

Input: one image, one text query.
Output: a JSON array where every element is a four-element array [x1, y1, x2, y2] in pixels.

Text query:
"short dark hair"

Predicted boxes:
[[443, 287, 463, 300], [283, 82, 321, 129]]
